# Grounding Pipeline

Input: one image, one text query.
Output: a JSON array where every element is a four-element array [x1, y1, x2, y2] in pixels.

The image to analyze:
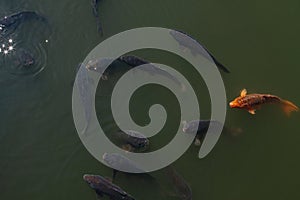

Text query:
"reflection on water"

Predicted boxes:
[[0, 11, 50, 78]]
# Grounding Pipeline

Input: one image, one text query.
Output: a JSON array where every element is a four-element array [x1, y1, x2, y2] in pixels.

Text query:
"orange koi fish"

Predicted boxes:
[[229, 89, 298, 115]]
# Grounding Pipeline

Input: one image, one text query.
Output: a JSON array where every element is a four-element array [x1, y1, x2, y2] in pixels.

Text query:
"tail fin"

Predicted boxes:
[[281, 99, 298, 116]]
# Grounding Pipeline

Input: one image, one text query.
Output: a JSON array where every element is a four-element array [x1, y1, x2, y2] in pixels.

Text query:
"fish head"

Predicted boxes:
[[102, 153, 116, 166], [83, 174, 102, 190], [182, 120, 199, 133], [182, 120, 188, 132], [229, 97, 242, 108], [17, 49, 35, 67], [126, 131, 149, 149], [129, 137, 149, 151], [137, 138, 149, 149]]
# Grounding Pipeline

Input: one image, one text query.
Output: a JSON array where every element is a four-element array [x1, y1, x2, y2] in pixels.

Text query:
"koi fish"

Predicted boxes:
[[115, 130, 149, 152], [229, 89, 298, 115], [0, 11, 45, 29], [182, 120, 223, 146], [169, 30, 230, 73], [91, 0, 103, 35], [83, 174, 135, 200]]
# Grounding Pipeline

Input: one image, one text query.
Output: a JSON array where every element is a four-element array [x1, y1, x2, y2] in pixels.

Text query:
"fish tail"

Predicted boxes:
[[81, 124, 89, 135], [281, 99, 298, 116]]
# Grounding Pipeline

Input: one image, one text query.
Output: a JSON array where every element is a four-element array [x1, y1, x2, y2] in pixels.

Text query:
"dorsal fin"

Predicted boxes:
[[240, 89, 247, 97]]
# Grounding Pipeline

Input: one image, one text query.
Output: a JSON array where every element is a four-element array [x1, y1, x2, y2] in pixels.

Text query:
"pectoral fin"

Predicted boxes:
[[121, 144, 133, 152], [194, 138, 201, 146], [248, 109, 256, 114], [112, 169, 118, 181], [96, 192, 104, 199]]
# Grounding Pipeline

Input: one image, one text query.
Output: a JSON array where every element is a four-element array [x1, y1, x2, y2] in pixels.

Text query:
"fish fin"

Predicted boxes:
[[96, 192, 104, 199], [112, 169, 118, 181], [281, 99, 298, 116], [240, 89, 247, 97], [194, 138, 201, 146], [248, 109, 256, 114], [81, 123, 89, 136], [76, 63, 83, 73], [122, 144, 133, 152], [104, 176, 113, 183], [101, 73, 108, 80], [206, 51, 230, 73]]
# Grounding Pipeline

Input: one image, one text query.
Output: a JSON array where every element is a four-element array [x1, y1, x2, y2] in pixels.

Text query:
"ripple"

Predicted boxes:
[[0, 11, 51, 78]]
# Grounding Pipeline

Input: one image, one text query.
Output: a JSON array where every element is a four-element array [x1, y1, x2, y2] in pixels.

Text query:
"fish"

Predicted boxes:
[[118, 55, 185, 89], [0, 11, 45, 33], [182, 120, 222, 134], [75, 63, 95, 134], [115, 130, 149, 152], [169, 30, 230, 73], [182, 120, 223, 146], [91, 0, 103, 35], [102, 152, 145, 180], [13, 48, 35, 67], [166, 166, 192, 200], [102, 153, 145, 173], [229, 89, 299, 115], [83, 174, 135, 200]]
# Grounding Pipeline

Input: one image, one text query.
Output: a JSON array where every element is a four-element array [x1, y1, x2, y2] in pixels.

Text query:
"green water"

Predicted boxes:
[[1, 0, 300, 199]]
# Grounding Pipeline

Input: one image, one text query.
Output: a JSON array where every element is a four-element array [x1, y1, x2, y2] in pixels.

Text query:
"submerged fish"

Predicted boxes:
[[115, 130, 149, 152], [169, 30, 230, 73], [102, 152, 155, 182], [182, 120, 222, 134], [0, 11, 45, 32], [182, 120, 223, 146], [229, 89, 298, 115], [83, 174, 135, 200], [75, 63, 95, 134], [14, 48, 35, 67], [118, 55, 185, 89], [103, 152, 145, 180], [166, 166, 192, 200], [91, 0, 103, 35]]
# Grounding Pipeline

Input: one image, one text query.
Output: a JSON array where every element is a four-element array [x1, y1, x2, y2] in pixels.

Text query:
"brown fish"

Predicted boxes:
[[229, 89, 298, 115]]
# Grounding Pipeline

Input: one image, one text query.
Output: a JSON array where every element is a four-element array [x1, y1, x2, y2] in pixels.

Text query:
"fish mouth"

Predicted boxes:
[[182, 121, 188, 132], [141, 139, 149, 147], [24, 60, 34, 67], [83, 174, 96, 185], [229, 101, 236, 108], [102, 153, 108, 160], [83, 174, 91, 181]]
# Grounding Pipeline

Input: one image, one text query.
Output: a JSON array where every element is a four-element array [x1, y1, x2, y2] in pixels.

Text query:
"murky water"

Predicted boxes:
[[1, 0, 300, 199]]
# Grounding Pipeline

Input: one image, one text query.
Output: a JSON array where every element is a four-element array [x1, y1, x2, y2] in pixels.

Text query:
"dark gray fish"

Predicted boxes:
[[118, 55, 185, 89], [15, 48, 35, 67], [169, 30, 230, 73], [166, 166, 192, 200], [83, 174, 135, 200], [115, 130, 149, 152], [0, 11, 45, 33], [91, 0, 103, 35], [182, 120, 223, 146], [75, 63, 95, 135], [182, 120, 222, 134]]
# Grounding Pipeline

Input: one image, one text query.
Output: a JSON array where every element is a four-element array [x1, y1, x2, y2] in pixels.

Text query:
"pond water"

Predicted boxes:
[[1, 0, 300, 199]]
